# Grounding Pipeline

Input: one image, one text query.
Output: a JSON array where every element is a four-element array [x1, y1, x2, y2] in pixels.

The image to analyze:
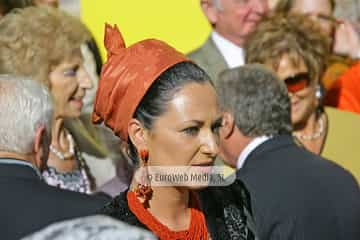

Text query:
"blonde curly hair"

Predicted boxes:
[[245, 12, 331, 84], [0, 6, 90, 87]]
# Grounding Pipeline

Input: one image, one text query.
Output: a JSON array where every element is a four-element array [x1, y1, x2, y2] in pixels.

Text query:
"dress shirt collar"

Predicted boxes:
[[211, 31, 245, 68], [237, 136, 271, 170], [0, 158, 42, 179]]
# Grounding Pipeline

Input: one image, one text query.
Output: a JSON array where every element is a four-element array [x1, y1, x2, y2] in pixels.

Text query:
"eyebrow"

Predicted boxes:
[[312, 13, 343, 26], [183, 120, 203, 125], [183, 116, 223, 126]]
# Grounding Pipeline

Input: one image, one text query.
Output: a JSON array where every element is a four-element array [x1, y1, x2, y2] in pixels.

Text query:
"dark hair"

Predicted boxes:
[[128, 61, 211, 164], [217, 64, 292, 137]]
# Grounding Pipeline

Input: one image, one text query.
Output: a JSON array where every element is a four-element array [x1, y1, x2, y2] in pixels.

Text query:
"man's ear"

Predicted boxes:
[[128, 119, 148, 151], [221, 111, 235, 139], [34, 125, 50, 171], [201, 0, 219, 25]]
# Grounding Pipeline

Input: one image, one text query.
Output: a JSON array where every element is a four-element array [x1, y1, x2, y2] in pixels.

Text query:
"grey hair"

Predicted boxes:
[[0, 75, 53, 154], [217, 64, 292, 137]]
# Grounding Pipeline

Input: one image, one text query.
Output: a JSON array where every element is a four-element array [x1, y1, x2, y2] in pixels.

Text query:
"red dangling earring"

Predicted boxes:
[[139, 149, 149, 162], [134, 149, 153, 204]]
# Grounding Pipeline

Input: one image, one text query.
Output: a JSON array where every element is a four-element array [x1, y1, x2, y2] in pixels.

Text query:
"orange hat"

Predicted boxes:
[[92, 24, 190, 141]]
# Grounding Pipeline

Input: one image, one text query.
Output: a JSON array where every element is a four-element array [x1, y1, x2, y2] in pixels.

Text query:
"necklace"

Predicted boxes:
[[42, 150, 93, 194], [44, 132, 93, 194], [127, 191, 208, 240], [293, 116, 325, 141], [50, 132, 75, 160]]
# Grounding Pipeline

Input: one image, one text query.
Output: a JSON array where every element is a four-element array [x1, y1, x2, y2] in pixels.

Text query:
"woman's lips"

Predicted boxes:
[[191, 161, 214, 167], [70, 98, 84, 110]]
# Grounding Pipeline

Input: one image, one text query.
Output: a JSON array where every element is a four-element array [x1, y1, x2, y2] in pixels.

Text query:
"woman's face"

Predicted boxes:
[[145, 82, 222, 169], [274, 54, 318, 126], [49, 52, 92, 119], [291, 0, 334, 36]]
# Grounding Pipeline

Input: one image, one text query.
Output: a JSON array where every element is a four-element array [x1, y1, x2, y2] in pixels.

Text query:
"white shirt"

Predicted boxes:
[[211, 31, 245, 68], [237, 136, 271, 170]]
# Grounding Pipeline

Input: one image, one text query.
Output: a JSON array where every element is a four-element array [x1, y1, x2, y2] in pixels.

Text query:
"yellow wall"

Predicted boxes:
[[81, 0, 211, 60]]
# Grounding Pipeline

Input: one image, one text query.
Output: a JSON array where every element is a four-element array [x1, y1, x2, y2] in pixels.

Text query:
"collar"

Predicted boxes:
[[0, 158, 42, 179], [237, 136, 271, 169], [211, 31, 245, 68]]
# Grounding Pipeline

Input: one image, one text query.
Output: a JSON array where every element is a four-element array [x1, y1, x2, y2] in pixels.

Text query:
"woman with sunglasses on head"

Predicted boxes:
[[245, 12, 360, 182], [93, 24, 257, 240]]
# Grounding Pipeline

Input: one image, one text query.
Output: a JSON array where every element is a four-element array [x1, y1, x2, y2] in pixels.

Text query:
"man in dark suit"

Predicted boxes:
[[188, 0, 269, 85], [0, 75, 108, 240], [217, 64, 360, 240]]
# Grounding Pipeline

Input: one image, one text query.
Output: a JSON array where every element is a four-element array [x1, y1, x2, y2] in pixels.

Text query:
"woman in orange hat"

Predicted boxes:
[[93, 24, 256, 240]]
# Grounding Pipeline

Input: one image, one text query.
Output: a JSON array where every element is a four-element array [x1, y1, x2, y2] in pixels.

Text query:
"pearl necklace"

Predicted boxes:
[[46, 132, 93, 193], [49, 132, 75, 161], [293, 116, 325, 141]]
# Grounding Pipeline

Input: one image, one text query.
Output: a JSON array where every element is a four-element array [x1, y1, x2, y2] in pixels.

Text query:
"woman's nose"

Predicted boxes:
[[200, 131, 220, 157], [78, 66, 93, 90]]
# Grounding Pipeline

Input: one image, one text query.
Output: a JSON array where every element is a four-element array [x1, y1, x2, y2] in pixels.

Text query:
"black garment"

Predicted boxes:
[[100, 179, 257, 240], [236, 135, 360, 240], [0, 161, 109, 240]]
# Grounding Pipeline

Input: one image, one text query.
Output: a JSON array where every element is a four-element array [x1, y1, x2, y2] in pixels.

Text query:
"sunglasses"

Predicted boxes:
[[284, 72, 311, 93]]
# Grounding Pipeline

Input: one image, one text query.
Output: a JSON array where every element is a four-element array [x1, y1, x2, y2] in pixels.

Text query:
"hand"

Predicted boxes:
[[333, 21, 360, 59]]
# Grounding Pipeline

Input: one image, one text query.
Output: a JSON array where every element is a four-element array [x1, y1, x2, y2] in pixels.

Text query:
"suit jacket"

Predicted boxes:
[[0, 160, 109, 240], [236, 135, 360, 240], [187, 35, 228, 86]]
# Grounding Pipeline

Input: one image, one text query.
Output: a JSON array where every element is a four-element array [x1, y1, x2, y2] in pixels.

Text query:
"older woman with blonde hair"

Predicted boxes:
[[245, 12, 360, 182], [0, 6, 106, 193]]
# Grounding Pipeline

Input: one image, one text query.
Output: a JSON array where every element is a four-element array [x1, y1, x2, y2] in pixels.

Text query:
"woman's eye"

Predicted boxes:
[[182, 126, 199, 136], [63, 66, 79, 77]]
